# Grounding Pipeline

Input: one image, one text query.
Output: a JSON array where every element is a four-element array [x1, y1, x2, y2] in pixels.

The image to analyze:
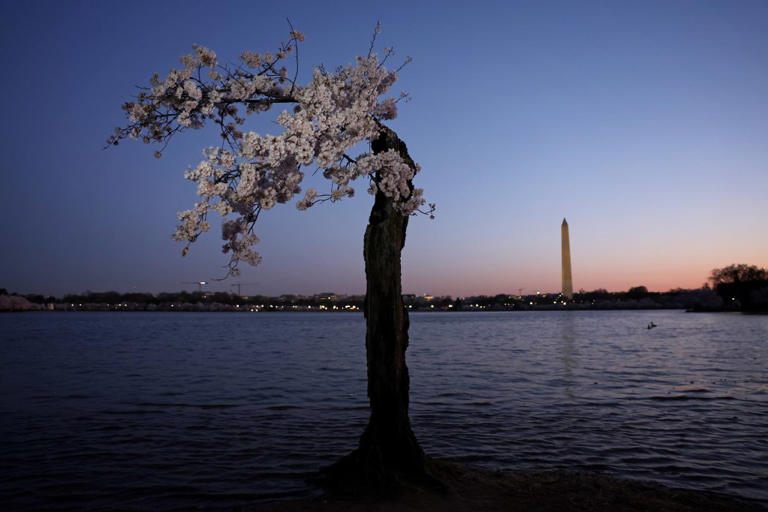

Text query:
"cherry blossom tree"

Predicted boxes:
[[110, 25, 437, 491]]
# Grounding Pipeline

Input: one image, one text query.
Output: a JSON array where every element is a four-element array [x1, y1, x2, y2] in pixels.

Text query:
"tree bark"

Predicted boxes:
[[321, 126, 432, 493], [360, 126, 425, 470]]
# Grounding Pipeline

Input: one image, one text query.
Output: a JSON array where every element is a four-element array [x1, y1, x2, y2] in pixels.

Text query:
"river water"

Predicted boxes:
[[0, 310, 766, 510]]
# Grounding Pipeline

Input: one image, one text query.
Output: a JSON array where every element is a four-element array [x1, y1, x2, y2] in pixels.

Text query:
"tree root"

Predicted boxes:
[[312, 446, 451, 499]]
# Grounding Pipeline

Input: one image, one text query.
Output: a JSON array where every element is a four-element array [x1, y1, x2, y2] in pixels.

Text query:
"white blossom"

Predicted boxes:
[[112, 29, 431, 272], [240, 51, 262, 68], [193, 44, 217, 68]]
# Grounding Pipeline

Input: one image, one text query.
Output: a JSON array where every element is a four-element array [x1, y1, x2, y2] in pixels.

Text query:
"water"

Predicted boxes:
[[0, 310, 766, 510]]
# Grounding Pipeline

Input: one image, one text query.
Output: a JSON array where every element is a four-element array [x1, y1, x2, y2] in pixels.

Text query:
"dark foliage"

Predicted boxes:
[[709, 264, 768, 312]]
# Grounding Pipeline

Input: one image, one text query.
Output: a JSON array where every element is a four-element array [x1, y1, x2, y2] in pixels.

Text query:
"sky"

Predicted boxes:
[[1, 0, 767, 297]]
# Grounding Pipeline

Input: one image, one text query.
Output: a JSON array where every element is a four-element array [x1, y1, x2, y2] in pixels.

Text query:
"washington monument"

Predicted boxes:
[[561, 218, 573, 299]]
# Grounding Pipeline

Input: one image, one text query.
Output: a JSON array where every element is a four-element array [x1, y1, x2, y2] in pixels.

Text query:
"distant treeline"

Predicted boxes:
[[0, 286, 741, 312], [3, 262, 766, 313], [2, 290, 365, 310], [434, 287, 727, 311]]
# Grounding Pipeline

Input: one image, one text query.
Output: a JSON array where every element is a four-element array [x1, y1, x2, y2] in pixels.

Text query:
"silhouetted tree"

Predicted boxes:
[[709, 264, 767, 286], [626, 286, 649, 299], [111, 25, 436, 491], [577, 288, 611, 301], [709, 264, 768, 312]]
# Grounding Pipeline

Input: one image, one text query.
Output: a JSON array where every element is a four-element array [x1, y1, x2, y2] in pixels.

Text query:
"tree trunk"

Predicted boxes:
[[321, 126, 433, 493], [359, 126, 426, 474]]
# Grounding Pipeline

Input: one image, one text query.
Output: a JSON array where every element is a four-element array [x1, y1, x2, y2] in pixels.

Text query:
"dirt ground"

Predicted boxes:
[[253, 464, 766, 512]]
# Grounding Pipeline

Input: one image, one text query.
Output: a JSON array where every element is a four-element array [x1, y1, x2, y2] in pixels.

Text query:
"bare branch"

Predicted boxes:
[[286, 18, 301, 96], [367, 21, 382, 58]]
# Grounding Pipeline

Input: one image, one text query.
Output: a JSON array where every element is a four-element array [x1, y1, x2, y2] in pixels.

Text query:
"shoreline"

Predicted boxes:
[[3, 305, 753, 313], [255, 465, 767, 512]]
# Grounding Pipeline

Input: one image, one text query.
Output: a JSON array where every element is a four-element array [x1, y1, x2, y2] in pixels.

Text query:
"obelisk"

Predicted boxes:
[[561, 218, 573, 299]]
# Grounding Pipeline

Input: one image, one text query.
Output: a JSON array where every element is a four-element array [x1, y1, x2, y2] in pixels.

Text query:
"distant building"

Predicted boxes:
[[561, 218, 573, 299]]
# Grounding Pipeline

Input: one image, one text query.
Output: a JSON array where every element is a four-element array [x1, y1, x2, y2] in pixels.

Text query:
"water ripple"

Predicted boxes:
[[1, 310, 766, 510]]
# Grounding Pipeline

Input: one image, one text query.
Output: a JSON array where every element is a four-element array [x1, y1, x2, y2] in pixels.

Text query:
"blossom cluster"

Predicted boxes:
[[112, 28, 431, 274]]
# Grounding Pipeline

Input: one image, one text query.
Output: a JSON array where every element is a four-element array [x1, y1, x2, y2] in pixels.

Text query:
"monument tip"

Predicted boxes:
[[562, 217, 568, 225]]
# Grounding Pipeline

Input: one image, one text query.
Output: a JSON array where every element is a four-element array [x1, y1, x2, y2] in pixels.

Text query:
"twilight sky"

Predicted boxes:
[[1, 0, 766, 297]]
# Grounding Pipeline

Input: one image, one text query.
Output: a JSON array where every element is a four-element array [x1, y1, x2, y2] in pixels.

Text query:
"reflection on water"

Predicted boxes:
[[559, 313, 577, 400], [1, 310, 767, 511]]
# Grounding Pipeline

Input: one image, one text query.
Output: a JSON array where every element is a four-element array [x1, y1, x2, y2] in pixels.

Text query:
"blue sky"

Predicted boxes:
[[1, 0, 767, 297]]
